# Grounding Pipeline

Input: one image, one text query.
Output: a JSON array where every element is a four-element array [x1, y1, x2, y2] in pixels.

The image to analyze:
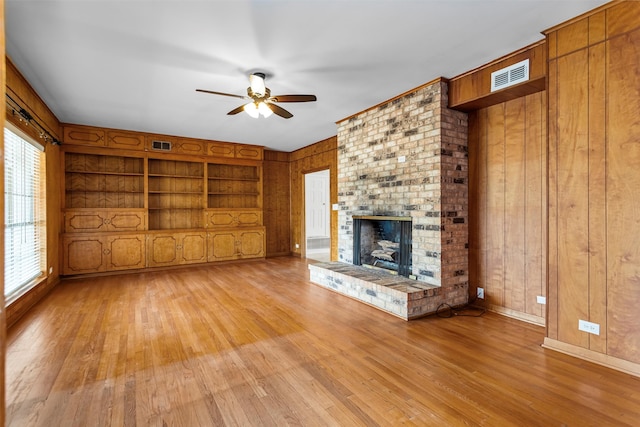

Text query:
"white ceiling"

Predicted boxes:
[[6, 0, 608, 152]]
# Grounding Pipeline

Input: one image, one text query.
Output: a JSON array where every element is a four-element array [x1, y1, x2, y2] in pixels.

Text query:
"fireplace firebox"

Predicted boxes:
[[353, 216, 412, 277]]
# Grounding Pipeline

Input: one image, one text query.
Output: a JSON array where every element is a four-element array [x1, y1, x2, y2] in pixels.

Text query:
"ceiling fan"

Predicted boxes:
[[196, 72, 317, 119]]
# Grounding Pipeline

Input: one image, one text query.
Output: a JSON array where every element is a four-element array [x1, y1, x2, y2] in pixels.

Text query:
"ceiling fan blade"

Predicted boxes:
[[266, 102, 293, 119], [269, 94, 317, 103], [196, 89, 247, 100], [227, 104, 247, 115]]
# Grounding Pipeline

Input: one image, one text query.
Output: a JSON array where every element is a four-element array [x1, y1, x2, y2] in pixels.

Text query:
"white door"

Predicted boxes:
[[305, 170, 329, 238]]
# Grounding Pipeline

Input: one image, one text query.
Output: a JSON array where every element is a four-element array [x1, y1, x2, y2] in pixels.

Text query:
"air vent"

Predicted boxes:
[[151, 140, 172, 151], [491, 59, 529, 92]]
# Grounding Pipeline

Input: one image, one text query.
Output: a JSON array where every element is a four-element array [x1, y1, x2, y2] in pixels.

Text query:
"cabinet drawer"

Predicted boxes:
[[65, 210, 146, 232], [204, 210, 262, 228]]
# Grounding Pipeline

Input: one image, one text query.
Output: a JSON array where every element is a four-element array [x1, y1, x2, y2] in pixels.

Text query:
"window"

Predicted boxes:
[[4, 126, 47, 304]]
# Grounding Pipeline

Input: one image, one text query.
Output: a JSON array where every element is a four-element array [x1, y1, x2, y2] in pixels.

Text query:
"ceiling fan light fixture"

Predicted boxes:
[[197, 72, 316, 119], [249, 73, 266, 97], [243, 102, 260, 118], [258, 102, 273, 118]]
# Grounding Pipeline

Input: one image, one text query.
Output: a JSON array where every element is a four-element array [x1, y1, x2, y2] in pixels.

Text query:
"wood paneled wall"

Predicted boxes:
[[289, 137, 337, 260], [4, 59, 63, 329], [545, 1, 640, 372], [468, 92, 547, 325], [263, 150, 291, 257]]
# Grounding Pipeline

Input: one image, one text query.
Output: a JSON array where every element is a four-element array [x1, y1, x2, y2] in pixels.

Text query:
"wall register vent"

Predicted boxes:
[[151, 140, 172, 151], [491, 59, 529, 92]]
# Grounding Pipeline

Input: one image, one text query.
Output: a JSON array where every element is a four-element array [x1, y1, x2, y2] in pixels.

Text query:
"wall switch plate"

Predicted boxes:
[[295, 243, 300, 249], [332, 203, 339, 210], [477, 287, 484, 299], [578, 319, 600, 335], [398, 155, 406, 163], [536, 295, 546, 304]]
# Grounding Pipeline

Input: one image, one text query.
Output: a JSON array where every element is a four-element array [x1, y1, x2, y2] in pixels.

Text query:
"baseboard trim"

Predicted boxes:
[[7, 276, 60, 329], [543, 338, 640, 378], [478, 303, 545, 326]]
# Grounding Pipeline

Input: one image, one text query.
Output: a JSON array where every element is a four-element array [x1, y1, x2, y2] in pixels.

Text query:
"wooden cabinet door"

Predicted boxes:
[[207, 231, 238, 261], [148, 232, 207, 266], [105, 234, 146, 271], [237, 229, 265, 259], [147, 234, 179, 267], [107, 130, 145, 151], [62, 235, 106, 275], [179, 232, 207, 264]]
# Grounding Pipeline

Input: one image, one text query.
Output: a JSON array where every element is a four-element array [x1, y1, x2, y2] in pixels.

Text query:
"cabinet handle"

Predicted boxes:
[[104, 219, 111, 224], [176, 245, 183, 250], [103, 249, 111, 255]]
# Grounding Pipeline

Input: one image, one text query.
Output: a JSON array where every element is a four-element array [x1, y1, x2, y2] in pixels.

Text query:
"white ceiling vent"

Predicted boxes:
[[491, 59, 529, 92], [151, 140, 172, 151]]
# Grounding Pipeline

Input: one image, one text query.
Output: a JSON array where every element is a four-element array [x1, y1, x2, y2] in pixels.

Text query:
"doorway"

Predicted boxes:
[[304, 169, 330, 262]]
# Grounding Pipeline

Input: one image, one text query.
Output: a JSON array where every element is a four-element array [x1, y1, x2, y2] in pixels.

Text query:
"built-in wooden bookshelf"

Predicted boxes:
[[65, 153, 144, 208], [148, 159, 204, 230], [207, 163, 261, 209], [61, 124, 265, 276]]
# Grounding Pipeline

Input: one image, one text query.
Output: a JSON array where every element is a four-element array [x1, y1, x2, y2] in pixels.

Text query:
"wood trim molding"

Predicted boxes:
[[543, 338, 640, 378], [5, 57, 61, 140], [481, 303, 545, 327], [6, 277, 59, 329]]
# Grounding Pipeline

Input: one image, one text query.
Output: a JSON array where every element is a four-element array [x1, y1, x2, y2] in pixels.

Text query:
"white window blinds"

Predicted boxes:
[[4, 127, 47, 304]]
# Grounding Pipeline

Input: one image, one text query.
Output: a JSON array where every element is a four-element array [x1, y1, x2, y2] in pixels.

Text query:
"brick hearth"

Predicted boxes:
[[309, 262, 450, 320]]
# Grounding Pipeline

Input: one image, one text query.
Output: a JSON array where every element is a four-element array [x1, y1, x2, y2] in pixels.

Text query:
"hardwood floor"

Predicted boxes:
[[6, 257, 640, 426]]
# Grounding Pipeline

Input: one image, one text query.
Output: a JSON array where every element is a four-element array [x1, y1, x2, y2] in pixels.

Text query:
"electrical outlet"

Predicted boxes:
[[578, 319, 600, 335], [536, 295, 546, 305], [477, 287, 484, 299], [295, 243, 300, 249]]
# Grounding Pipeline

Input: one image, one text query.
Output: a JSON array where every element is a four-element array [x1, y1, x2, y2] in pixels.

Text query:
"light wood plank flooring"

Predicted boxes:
[[6, 257, 640, 426]]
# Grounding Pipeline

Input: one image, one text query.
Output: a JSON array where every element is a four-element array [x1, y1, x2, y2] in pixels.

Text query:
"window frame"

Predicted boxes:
[[4, 123, 47, 306]]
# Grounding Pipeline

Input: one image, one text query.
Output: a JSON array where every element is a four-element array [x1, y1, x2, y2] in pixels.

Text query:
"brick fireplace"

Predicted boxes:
[[309, 78, 469, 319]]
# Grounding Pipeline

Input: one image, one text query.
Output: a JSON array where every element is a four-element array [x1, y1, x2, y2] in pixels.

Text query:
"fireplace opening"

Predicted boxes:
[[353, 216, 412, 277]]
